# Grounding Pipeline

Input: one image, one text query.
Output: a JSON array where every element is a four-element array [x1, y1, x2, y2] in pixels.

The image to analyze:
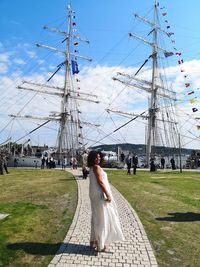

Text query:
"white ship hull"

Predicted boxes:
[[7, 156, 41, 168]]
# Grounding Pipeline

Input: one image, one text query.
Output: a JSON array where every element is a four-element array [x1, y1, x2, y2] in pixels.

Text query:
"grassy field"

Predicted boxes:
[[1, 168, 200, 267], [108, 169, 200, 267], [0, 168, 77, 267]]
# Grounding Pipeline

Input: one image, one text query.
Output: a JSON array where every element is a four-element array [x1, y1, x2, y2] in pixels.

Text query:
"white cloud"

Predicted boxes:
[[13, 58, 26, 65], [26, 50, 36, 59], [77, 62, 200, 149], [37, 59, 45, 65], [0, 63, 8, 73], [1, 59, 200, 149], [0, 53, 10, 73], [0, 53, 9, 62]]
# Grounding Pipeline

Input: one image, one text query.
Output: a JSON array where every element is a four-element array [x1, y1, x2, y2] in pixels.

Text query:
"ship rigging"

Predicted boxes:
[[107, 1, 180, 166], [8, 4, 99, 161]]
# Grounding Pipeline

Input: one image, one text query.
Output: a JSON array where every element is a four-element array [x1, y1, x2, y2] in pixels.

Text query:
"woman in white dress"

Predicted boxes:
[[87, 151, 124, 252]]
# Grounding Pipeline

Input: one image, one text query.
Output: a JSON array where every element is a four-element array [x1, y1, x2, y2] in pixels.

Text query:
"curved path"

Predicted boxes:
[[48, 169, 158, 267]]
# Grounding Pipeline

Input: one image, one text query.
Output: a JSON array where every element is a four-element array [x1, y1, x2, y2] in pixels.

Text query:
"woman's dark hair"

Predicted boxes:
[[87, 150, 104, 167]]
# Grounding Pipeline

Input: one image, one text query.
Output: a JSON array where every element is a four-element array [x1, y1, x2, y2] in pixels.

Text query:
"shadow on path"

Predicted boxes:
[[7, 242, 97, 256], [156, 212, 200, 222]]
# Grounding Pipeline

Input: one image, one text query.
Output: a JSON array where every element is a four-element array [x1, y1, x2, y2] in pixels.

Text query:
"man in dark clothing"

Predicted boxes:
[[126, 156, 132, 175], [170, 158, 176, 170], [41, 156, 45, 169], [0, 155, 4, 175], [132, 154, 138, 175], [82, 167, 89, 179], [3, 156, 9, 174], [161, 157, 165, 169], [120, 152, 125, 163], [150, 158, 156, 172]]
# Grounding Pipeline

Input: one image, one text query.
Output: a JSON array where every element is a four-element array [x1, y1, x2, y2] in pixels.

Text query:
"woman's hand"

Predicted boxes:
[[106, 195, 112, 203]]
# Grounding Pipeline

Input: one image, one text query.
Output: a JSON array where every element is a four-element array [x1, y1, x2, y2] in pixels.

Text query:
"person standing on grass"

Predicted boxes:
[[62, 156, 67, 170], [170, 157, 176, 170], [161, 157, 165, 169], [0, 155, 4, 175], [120, 152, 125, 163], [126, 154, 132, 175], [132, 154, 138, 175], [150, 158, 156, 172], [87, 150, 124, 252], [2, 156, 9, 174], [41, 156, 45, 169]]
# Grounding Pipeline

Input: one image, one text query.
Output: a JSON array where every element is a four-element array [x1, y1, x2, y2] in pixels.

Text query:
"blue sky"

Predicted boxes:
[[1, 0, 200, 149], [1, 0, 200, 66]]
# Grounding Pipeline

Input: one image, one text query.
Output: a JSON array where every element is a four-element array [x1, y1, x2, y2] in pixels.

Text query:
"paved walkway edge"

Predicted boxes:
[[111, 185, 158, 266]]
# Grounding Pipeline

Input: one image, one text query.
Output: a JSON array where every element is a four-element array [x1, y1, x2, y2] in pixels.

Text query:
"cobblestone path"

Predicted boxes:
[[48, 169, 158, 267]]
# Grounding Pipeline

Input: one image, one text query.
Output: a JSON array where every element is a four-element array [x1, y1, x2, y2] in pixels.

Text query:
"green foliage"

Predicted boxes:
[[92, 143, 192, 155]]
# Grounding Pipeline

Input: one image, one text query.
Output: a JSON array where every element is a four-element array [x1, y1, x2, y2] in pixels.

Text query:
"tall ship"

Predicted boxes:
[[0, 4, 99, 167], [106, 1, 182, 166], [0, 2, 193, 168]]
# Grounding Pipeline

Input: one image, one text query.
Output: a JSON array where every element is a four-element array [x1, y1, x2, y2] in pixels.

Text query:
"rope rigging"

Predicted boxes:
[[1, 2, 200, 155]]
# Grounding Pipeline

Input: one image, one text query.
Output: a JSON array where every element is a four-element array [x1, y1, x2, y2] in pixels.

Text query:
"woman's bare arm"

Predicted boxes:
[[93, 165, 111, 202]]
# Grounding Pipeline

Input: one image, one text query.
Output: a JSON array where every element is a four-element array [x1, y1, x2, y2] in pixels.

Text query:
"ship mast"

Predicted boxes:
[[110, 1, 178, 166], [146, 0, 159, 166], [57, 4, 76, 157], [10, 4, 99, 160]]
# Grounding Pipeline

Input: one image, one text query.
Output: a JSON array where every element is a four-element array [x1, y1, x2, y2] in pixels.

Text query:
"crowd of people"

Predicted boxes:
[[40, 153, 89, 179], [41, 156, 56, 169], [120, 152, 177, 174], [0, 148, 178, 177]]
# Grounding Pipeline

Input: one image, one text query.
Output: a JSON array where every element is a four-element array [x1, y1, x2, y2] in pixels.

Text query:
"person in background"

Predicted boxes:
[[150, 158, 156, 172], [161, 157, 165, 169], [3, 156, 9, 174], [170, 157, 176, 170], [120, 152, 125, 163], [72, 157, 78, 169], [0, 155, 4, 175], [70, 157, 73, 169], [62, 156, 67, 170], [87, 150, 124, 252], [82, 150, 89, 179], [46, 157, 49, 169], [41, 156, 45, 169], [132, 154, 138, 175], [126, 154, 132, 175]]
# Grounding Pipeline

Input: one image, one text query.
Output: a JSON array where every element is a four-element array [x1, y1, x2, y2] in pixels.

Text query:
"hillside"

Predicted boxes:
[[91, 143, 193, 156]]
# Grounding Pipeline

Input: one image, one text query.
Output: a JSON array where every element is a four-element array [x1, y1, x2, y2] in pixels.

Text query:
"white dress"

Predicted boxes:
[[89, 167, 124, 250]]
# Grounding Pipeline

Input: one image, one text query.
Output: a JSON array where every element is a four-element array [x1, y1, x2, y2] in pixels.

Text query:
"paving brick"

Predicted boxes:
[[93, 262, 101, 266]]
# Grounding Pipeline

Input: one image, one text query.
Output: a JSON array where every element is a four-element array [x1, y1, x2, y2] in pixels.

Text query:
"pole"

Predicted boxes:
[[146, 3, 158, 167], [179, 133, 182, 173]]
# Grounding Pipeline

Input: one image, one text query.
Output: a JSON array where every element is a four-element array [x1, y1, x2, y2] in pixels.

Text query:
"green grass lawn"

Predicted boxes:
[[108, 169, 200, 267], [1, 168, 200, 267], [0, 168, 77, 267]]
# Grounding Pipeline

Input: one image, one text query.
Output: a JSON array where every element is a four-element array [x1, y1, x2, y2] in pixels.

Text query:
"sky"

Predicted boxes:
[[1, 0, 200, 150]]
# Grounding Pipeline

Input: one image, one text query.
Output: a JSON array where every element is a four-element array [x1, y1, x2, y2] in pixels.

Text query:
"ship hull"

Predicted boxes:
[[7, 156, 41, 168]]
